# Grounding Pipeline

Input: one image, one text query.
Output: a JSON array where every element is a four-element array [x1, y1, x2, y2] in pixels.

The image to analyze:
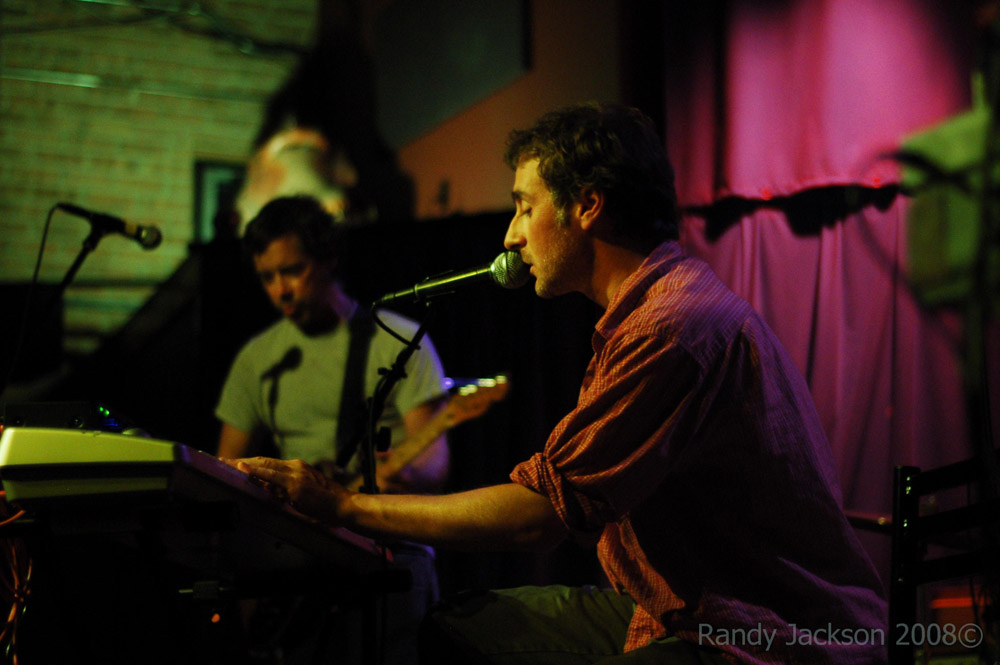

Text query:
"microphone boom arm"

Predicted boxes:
[[375, 266, 493, 306], [359, 307, 433, 494], [373, 251, 528, 308]]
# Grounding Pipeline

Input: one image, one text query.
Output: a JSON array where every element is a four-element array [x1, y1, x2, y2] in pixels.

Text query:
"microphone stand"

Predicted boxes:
[[1, 220, 107, 398], [356, 303, 432, 665], [59, 226, 106, 298], [358, 303, 433, 495]]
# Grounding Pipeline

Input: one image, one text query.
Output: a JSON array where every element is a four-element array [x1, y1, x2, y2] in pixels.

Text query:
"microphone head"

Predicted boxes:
[[283, 346, 303, 370], [489, 251, 530, 289], [138, 226, 163, 250], [261, 346, 302, 379]]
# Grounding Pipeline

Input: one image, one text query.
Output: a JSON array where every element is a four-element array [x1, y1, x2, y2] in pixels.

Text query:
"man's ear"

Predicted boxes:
[[577, 188, 605, 232]]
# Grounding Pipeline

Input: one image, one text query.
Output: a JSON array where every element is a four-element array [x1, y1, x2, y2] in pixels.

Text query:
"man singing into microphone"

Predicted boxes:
[[228, 104, 888, 664], [215, 195, 450, 664]]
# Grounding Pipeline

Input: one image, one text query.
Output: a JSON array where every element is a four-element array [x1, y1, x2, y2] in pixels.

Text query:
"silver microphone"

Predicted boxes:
[[58, 202, 163, 250], [374, 251, 530, 306]]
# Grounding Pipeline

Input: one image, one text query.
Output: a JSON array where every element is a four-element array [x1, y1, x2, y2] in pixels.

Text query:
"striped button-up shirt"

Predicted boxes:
[[512, 241, 887, 665]]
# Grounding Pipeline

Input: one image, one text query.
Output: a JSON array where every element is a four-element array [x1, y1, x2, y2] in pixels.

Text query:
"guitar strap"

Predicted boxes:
[[334, 307, 376, 469]]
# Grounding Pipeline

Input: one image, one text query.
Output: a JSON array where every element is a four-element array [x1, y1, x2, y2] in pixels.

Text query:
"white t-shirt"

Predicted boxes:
[[216, 309, 446, 466]]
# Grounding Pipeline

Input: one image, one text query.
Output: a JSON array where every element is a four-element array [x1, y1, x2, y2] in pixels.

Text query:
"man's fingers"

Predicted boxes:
[[245, 464, 278, 479], [232, 456, 284, 474], [225, 457, 334, 513]]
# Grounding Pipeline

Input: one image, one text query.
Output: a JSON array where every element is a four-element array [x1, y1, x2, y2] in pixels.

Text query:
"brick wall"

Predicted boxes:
[[0, 0, 317, 361]]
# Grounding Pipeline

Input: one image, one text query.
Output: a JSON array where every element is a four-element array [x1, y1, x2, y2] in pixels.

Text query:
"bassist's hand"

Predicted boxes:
[[374, 451, 413, 494]]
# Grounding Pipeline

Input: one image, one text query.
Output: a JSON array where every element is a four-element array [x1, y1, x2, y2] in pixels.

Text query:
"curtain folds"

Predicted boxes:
[[666, 0, 976, 205], [665, 0, 985, 579]]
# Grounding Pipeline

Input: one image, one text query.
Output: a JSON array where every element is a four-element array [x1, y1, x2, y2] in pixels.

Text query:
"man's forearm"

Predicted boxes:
[[344, 483, 568, 551], [217, 423, 252, 459], [229, 457, 568, 552]]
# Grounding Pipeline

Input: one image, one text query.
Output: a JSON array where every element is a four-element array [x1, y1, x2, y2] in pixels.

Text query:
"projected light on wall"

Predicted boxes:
[[373, 0, 530, 149]]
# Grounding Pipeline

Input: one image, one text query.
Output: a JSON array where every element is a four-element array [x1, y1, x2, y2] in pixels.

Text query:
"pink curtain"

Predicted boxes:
[[666, 0, 975, 203], [664, 0, 985, 579]]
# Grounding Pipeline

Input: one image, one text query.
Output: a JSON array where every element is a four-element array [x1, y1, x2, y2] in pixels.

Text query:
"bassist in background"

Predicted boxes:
[[215, 194, 449, 665]]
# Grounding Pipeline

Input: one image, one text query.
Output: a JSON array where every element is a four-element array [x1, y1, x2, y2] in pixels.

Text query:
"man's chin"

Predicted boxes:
[[293, 312, 339, 335], [282, 308, 310, 328], [533, 280, 563, 299]]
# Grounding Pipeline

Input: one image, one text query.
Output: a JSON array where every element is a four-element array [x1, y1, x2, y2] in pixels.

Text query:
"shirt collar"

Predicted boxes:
[[593, 241, 686, 344]]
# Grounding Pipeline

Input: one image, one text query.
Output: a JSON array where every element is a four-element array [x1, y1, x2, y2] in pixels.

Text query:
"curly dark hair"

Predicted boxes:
[[243, 196, 341, 265], [504, 102, 679, 248]]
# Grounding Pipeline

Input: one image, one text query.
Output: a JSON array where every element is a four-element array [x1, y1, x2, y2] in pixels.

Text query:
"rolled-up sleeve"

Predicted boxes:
[[511, 330, 707, 540]]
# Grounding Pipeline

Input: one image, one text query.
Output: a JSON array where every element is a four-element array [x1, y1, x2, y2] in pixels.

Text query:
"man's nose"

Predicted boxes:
[[504, 215, 524, 250], [273, 276, 293, 299]]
